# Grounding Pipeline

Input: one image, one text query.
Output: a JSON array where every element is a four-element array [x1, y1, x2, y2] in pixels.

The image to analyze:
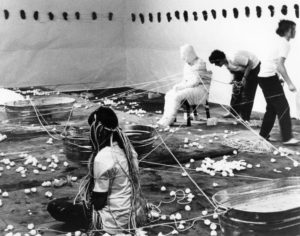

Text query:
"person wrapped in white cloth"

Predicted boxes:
[[158, 44, 211, 126]]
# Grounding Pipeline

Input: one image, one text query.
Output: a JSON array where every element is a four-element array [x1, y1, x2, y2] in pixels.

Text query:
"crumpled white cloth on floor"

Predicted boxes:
[[0, 88, 24, 105]]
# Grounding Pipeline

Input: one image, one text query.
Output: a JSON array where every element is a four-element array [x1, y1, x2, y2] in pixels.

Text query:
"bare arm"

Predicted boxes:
[[241, 60, 253, 85], [243, 60, 252, 79], [233, 54, 251, 86], [277, 57, 296, 92]]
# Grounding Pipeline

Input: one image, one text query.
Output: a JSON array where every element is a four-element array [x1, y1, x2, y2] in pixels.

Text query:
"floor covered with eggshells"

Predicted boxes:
[[1, 89, 300, 236]]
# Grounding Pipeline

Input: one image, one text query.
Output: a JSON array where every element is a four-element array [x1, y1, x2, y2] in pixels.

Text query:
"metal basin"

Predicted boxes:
[[63, 125, 156, 165], [4, 96, 75, 124], [213, 177, 300, 236]]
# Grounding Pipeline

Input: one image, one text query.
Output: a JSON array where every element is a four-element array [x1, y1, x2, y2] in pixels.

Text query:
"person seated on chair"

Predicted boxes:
[[47, 106, 149, 235], [158, 44, 211, 126], [208, 50, 260, 122]]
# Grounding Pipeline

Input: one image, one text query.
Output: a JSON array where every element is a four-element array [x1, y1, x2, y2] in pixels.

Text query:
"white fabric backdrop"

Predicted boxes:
[[0, 0, 127, 90], [0, 0, 299, 116], [124, 0, 300, 117]]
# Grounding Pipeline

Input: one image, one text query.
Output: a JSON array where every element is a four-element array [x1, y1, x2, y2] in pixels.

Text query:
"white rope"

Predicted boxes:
[[29, 99, 61, 140], [203, 77, 299, 164], [156, 134, 218, 209], [2, 78, 177, 123], [140, 164, 272, 181], [99, 73, 181, 101]]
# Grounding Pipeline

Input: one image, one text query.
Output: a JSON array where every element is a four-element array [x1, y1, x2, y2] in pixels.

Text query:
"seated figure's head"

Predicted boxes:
[[180, 44, 198, 65], [208, 50, 227, 67], [88, 106, 119, 151], [88, 106, 118, 129]]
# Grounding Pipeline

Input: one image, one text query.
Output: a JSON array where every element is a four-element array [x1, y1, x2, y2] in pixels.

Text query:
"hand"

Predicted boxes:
[[173, 85, 181, 91], [241, 77, 246, 86], [288, 83, 297, 92]]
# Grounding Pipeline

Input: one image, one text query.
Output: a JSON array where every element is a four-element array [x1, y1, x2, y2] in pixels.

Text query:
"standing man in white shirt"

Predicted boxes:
[[258, 19, 299, 145], [208, 50, 260, 122]]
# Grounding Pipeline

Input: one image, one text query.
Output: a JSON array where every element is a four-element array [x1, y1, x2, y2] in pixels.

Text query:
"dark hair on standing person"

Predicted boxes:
[[276, 19, 296, 36], [208, 50, 226, 63]]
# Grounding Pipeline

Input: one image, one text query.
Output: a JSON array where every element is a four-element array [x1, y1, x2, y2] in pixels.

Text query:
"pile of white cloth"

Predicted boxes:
[[0, 88, 24, 105]]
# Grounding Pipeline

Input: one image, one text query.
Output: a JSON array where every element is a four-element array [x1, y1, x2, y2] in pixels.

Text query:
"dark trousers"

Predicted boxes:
[[230, 63, 260, 121], [258, 75, 292, 142], [47, 197, 90, 229], [230, 71, 244, 117], [241, 63, 260, 121]]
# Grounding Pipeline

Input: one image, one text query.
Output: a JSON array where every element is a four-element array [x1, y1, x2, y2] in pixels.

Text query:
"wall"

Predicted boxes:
[[124, 0, 300, 116], [0, 0, 127, 91], [0, 0, 299, 116]]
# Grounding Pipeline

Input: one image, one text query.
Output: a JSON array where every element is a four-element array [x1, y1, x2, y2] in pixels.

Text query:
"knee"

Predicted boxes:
[[47, 197, 70, 221], [265, 104, 275, 113], [165, 93, 180, 103], [278, 97, 290, 111], [47, 200, 59, 220], [165, 91, 175, 99], [47, 198, 63, 216], [280, 102, 290, 115], [283, 100, 290, 109]]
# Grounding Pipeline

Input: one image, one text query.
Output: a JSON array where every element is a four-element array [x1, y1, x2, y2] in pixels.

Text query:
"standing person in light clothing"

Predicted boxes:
[[258, 19, 299, 145], [208, 50, 260, 122]]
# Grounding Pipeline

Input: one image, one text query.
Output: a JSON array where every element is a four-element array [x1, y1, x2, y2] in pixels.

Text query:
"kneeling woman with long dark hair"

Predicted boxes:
[[48, 106, 148, 235]]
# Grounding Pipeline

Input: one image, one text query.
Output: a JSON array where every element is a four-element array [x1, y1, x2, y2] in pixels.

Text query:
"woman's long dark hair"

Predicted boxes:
[[75, 106, 142, 230]]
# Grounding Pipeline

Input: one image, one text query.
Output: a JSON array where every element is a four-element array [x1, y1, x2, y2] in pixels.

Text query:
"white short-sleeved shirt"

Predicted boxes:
[[93, 142, 137, 234], [258, 36, 290, 77], [226, 51, 260, 72]]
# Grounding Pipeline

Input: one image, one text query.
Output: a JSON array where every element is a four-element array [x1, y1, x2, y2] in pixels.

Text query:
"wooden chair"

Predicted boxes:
[[174, 72, 212, 126], [174, 100, 210, 126], [185, 100, 210, 126]]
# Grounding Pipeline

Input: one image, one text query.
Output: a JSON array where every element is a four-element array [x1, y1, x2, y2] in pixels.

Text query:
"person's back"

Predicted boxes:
[[47, 106, 150, 234], [259, 35, 290, 78], [93, 142, 132, 234], [227, 50, 259, 73]]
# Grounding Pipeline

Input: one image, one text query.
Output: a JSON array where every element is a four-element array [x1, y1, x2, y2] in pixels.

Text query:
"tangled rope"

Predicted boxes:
[[222, 137, 274, 153]]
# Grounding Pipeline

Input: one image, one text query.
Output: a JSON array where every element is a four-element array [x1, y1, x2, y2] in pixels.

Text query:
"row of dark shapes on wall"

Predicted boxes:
[[133, 5, 299, 23], [0, 4, 298, 22], [1, 10, 114, 21]]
